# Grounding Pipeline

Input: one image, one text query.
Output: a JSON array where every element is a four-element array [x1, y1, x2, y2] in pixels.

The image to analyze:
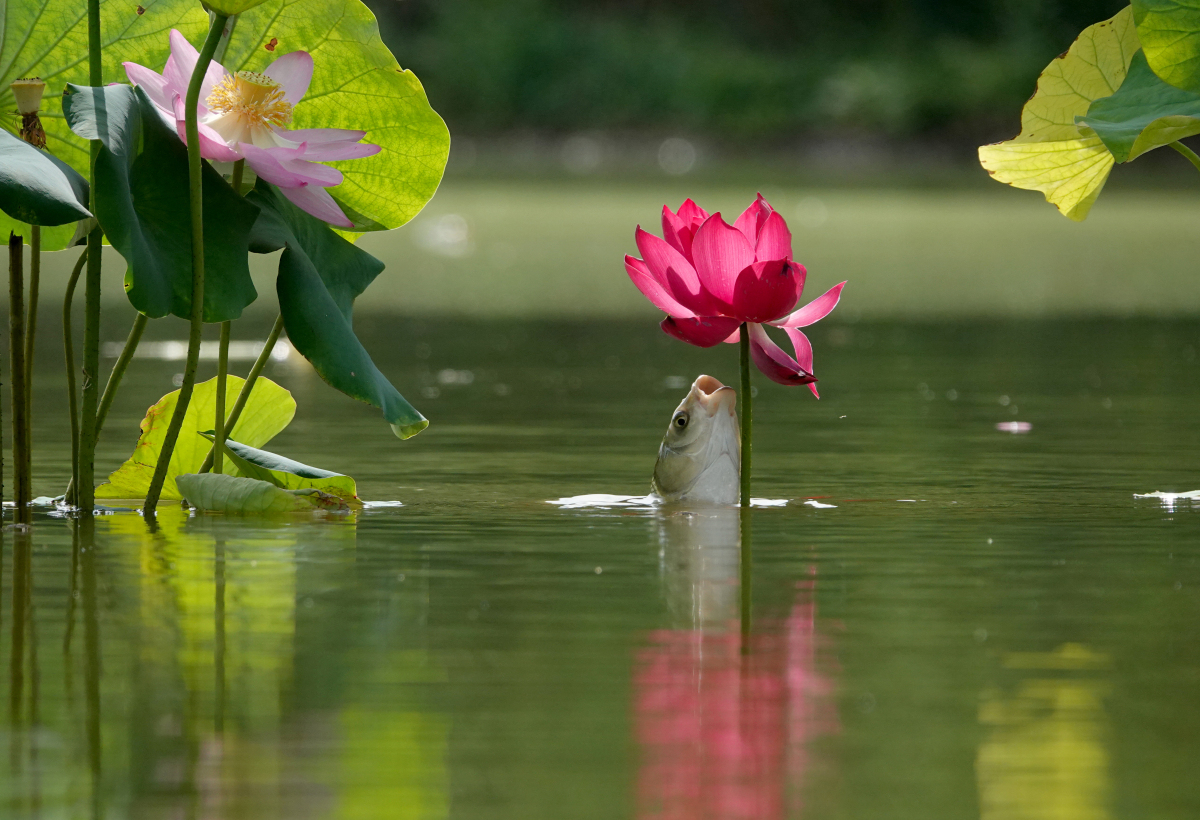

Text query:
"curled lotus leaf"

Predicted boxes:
[[1133, 0, 1200, 95], [199, 432, 361, 505], [978, 7, 1140, 221], [176, 473, 349, 515], [1080, 50, 1200, 163]]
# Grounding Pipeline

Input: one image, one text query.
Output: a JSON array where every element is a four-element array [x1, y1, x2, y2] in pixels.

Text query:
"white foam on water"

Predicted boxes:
[[1134, 490, 1200, 511], [804, 499, 837, 509], [361, 500, 405, 509], [547, 494, 792, 510]]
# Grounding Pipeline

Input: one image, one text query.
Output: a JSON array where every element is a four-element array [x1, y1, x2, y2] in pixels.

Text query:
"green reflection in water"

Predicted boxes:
[[978, 645, 1112, 820]]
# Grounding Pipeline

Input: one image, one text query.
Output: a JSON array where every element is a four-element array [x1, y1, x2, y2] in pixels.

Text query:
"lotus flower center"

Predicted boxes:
[[205, 71, 293, 128]]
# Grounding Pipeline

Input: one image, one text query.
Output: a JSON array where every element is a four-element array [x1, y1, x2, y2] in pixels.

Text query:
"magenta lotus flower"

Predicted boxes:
[[123, 30, 382, 228], [625, 195, 845, 396]]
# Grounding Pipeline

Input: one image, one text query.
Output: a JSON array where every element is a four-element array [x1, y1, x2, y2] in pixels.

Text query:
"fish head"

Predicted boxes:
[[652, 375, 741, 505]]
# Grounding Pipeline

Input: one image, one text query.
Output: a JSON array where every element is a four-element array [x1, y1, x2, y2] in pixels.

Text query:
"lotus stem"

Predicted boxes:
[[1170, 141, 1200, 174], [142, 13, 229, 518], [78, 0, 104, 514], [214, 321, 230, 474], [24, 225, 38, 498], [9, 234, 30, 524], [739, 500, 753, 651], [95, 312, 147, 436], [198, 314, 283, 474], [739, 322, 752, 508], [63, 249, 87, 508]]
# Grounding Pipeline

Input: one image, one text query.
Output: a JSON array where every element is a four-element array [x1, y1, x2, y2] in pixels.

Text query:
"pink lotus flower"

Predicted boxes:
[[123, 30, 381, 228], [626, 195, 845, 396]]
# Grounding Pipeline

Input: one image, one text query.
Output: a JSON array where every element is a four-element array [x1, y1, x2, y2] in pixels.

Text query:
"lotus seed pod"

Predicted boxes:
[[11, 78, 45, 115], [11, 78, 47, 148]]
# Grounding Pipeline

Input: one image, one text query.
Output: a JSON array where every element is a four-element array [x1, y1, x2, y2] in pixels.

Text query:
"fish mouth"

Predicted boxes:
[[691, 375, 737, 417]]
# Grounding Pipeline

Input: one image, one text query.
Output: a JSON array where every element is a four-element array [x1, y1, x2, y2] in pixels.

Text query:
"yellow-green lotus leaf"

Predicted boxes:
[[978, 7, 1140, 221], [97, 375, 295, 501]]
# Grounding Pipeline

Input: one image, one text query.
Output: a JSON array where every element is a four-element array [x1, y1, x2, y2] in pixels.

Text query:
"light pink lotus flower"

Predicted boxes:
[[123, 30, 381, 228], [626, 195, 845, 396]]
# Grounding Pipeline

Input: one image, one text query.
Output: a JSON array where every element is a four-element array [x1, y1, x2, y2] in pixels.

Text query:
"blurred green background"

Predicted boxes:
[[369, 0, 1124, 142]]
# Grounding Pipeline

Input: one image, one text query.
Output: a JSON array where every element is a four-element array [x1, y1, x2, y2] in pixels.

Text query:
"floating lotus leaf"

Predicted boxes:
[[97, 375, 295, 501], [199, 432, 361, 505]]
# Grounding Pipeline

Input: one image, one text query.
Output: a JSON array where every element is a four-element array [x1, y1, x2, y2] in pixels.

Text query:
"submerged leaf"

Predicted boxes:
[[63, 84, 259, 322], [199, 432, 361, 504], [1080, 50, 1200, 163], [177, 473, 350, 514], [0, 129, 91, 227], [978, 7, 1139, 221], [1133, 0, 1200, 95], [97, 376, 295, 501], [248, 180, 427, 438]]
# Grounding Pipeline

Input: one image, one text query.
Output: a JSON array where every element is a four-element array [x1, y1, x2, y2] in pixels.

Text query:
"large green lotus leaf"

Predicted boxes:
[[1133, 0, 1200, 94], [1080, 50, 1200, 163], [199, 432, 361, 504], [97, 375, 295, 501], [219, 0, 450, 234], [205, 0, 271, 15], [63, 83, 258, 321], [978, 7, 1140, 221], [0, 0, 210, 251], [176, 473, 349, 514], [0, 128, 90, 227], [247, 180, 427, 439]]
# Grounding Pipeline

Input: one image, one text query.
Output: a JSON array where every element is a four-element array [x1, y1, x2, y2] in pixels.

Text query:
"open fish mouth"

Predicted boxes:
[[691, 375, 737, 418]]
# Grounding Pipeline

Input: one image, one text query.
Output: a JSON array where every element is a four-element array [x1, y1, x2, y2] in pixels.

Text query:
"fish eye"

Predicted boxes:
[[673, 412, 689, 429]]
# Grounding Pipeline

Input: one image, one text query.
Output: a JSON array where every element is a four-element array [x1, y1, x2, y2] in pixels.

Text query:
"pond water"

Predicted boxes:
[[3, 313, 1200, 819]]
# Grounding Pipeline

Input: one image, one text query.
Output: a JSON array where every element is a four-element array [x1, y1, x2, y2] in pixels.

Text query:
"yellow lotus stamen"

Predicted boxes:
[[205, 70, 293, 128]]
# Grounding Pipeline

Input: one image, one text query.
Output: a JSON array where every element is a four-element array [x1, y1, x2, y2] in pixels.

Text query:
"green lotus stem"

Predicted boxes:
[[9, 233, 30, 524], [63, 249, 86, 507], [198, 314, 284, 474], [95, 312, 147, 436], [143, 13, 229, 517], [1170, 141, 1200, 174], [230, 158, 245, 195], [79, 0, 104, 513], [214, 321, 230, 474], [739, 322, 752, 508], [25, 225, 39, 466]]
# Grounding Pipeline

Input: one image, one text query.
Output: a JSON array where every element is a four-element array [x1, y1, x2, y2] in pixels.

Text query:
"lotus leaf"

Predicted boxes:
[[97, 375, 295, 501], [198, 432, 361, 504], [1133, 0, 1200, 95], [978, 7, 1140, 221], [176, 473, 349, 514]]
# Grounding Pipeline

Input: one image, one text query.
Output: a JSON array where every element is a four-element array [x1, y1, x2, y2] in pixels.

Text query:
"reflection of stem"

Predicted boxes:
[[63, 249, 86, 507], [198, 315, 284, 474], [143, 14, 230, 518], [739, 323, 752, 507], [1170, 141, 1200, 174], [214, 540, 226, 733], [9, 234, 30, 524], [79, 0, 104, 514], [740, 507, 753, 651], [80, 518, 102, 820], [10, 533, 29, 758]]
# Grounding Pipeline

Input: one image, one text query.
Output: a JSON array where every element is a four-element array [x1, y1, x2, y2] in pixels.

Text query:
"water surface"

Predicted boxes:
[[3, 315, 1200, 819]]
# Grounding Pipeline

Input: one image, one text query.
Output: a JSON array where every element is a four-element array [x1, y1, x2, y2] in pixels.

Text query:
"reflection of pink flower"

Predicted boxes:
[[625, 196, 845, 396], [123, 30, 381, 228], [634, 577, 839, 820]]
